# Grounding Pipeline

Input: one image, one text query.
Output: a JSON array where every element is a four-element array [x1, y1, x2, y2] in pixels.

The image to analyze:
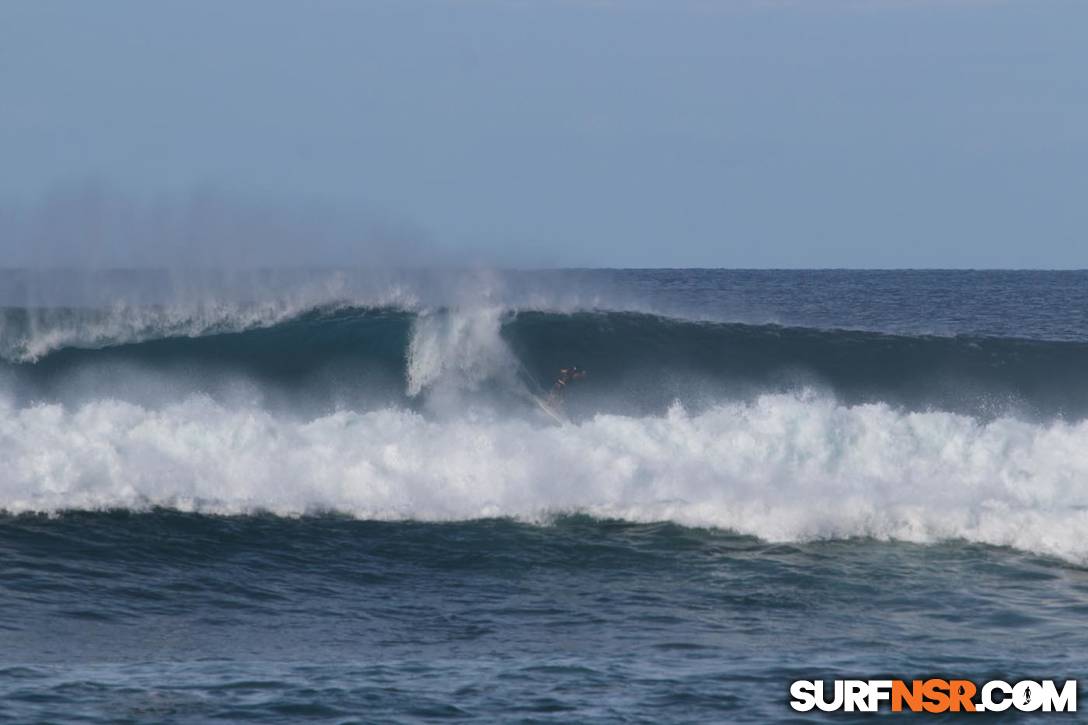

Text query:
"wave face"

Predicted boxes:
[[6, 305, 1088, 419], [2, 269, 1088, 566]]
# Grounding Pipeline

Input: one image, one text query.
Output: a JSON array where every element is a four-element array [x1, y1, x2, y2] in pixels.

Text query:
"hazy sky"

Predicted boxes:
[[1, 0, 1085, 268]]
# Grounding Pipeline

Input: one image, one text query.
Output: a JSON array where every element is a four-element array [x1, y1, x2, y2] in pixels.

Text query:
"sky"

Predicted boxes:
[[1, 0, 1085, 268]]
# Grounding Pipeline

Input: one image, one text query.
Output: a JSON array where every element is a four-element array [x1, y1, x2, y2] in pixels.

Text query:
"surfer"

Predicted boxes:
[[547, 366, 587, 406]]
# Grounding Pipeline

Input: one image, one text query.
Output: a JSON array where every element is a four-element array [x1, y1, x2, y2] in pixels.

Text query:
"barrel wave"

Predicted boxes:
[[3, 299, 1088, 565], [5, 305, 1088, 418]]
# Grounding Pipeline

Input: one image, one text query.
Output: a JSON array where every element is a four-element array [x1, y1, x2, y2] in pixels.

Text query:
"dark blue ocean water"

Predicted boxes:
[[1, 269, 1087, 722]]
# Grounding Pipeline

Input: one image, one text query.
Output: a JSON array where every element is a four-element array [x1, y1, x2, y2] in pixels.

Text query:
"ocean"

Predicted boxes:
[[1, 269, 1086, 722]]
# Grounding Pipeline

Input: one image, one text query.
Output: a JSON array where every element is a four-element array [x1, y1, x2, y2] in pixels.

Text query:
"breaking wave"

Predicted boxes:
[[4, 280, 1088, 566], [5, 305, 1088, 418], [2, 392, 1087, 564]]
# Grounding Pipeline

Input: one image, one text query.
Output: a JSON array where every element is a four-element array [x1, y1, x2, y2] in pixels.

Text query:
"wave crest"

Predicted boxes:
[[7, 306, 1088, 419]]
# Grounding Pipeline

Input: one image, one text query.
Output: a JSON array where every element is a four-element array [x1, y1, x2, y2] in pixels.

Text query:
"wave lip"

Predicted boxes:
[[3, 393, 1087, 565]]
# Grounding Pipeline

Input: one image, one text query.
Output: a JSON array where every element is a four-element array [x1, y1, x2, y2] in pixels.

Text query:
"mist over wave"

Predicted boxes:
[[3, 392, 1087, 565], [7, 268, 1088, 363], [0, 268, 646, 362]]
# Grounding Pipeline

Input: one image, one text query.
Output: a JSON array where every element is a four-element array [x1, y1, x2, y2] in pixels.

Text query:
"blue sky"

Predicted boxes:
[[1, 0, 1085, 267]]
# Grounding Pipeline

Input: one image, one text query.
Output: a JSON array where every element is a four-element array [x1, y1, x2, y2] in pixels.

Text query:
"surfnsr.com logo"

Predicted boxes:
[[790, 679, 1077, 713]]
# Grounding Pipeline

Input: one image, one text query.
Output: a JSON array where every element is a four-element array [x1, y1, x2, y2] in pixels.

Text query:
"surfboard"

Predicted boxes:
[[532, 394, 567, 425]]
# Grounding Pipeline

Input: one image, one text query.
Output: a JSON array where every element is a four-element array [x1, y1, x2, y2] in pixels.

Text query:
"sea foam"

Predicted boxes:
[[3, 392, 1086, 564]]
